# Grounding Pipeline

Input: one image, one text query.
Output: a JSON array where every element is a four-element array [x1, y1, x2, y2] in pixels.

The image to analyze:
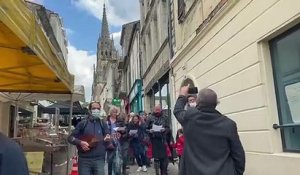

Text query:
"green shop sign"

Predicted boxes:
[[112, 98, 122, 107]]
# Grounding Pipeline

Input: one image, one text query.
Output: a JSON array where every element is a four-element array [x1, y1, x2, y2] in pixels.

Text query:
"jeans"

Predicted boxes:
[[121, 142, 129, 174], [132, 143, 147, 167], [78, 157, 105, 175], [107, 142, 129, 175], [107, 150, 122, 175]]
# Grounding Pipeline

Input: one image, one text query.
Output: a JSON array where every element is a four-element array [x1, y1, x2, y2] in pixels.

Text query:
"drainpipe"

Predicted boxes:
[[170, 68, 178, 134], [167, 0, 174, 58], [167, 0, 178, 134]]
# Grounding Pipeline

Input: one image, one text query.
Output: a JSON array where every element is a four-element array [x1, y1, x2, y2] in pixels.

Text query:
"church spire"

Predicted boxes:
[[101, 3, 110, 39]]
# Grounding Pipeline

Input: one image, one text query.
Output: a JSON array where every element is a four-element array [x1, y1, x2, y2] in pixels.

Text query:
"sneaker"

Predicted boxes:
[[142, 165, 147, 172], [137, 167, 142, 172]]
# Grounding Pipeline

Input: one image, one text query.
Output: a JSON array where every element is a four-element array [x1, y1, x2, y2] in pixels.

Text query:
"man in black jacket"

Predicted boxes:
[[68, 102, 110, 175], [173, 87, 245, 175], [146, 105, 169, 175]]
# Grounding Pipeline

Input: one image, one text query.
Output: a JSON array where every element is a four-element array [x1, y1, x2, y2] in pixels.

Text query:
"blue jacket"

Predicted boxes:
[[68, 117, 109, 159], [0, 133, 29, 175]]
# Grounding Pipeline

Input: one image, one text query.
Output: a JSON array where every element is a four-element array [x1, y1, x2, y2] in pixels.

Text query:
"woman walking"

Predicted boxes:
[[128, 115, 148, 172], [106, 107, 128, 175]]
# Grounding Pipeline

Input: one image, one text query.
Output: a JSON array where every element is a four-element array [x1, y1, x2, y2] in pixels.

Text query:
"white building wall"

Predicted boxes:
[[171, 0, 300, 174], [49, 14, 68, 63], [129, 32, 141, 88]]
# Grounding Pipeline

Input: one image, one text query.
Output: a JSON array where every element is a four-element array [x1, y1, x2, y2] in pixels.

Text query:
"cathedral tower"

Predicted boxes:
[[92, 3, 119, 111]]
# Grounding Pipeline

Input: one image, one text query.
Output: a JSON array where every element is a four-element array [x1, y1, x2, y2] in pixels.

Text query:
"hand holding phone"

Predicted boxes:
[[188, 87, 198, 94]]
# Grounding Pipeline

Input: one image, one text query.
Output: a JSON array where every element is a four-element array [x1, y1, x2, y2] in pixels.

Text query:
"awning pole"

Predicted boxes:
[[55, 107, 60, 133], [66, 94, 73, 175], [13, 100, 19, 138]]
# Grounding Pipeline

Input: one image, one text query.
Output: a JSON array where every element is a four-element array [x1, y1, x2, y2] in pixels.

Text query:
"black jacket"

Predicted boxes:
[[0, 133, 29, 175], [173, 95, 245, 175], [146, 113, 170, 159], [68, 117, 109, 159], [127, 122, 146, 144]]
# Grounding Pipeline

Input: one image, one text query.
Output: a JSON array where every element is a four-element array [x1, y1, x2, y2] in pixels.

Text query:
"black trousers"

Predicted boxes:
[[154, 157, 168, 175]]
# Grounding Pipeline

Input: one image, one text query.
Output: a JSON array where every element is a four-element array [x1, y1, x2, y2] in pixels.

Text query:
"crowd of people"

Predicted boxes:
[[68, 86, 246, 175], [0, 86, 245, 175], [68, 101, 181, 175]]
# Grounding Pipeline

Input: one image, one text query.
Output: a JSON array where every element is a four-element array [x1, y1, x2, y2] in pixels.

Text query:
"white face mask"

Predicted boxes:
[[91, 109, 102, 119], [189, 102, 197, 107]]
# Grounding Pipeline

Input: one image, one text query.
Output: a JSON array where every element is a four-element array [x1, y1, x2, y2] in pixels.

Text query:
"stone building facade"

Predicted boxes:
[[139, 0, 173, 119], [120, 21, 143, 114], [170, 0, 300, 174]]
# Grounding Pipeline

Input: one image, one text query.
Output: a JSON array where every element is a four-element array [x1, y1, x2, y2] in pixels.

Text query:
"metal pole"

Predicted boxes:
[[50, 149, 53, 175], [55, 107, 60, 134], [158, 82, 162, 106], [13, 101, 19, 138], [66, 94, 73, 175]]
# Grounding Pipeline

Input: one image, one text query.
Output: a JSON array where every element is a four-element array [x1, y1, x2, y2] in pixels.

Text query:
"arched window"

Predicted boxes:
[[105, 51, 108, 56]]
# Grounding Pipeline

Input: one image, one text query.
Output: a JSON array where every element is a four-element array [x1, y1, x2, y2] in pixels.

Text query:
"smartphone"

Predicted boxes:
[[188, 87, 198, 94]]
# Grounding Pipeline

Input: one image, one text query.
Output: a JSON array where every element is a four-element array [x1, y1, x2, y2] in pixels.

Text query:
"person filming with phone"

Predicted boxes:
[[173, 86, 245, 175]]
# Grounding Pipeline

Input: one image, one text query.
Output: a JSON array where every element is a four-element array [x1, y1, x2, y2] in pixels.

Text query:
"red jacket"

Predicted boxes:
[[175, 135, 185, 156], [146, 143, 172, 159]]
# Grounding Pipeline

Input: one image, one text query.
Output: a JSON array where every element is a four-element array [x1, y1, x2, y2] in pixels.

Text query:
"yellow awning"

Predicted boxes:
[[0, 0, 74, 94]]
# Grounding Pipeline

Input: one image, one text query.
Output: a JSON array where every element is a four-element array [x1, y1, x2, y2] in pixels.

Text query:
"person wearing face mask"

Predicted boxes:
[[187, 94, 197, 108], [146, 105, 170, 175], [174, 87, 245, 175], [68, 102, 111, 175]]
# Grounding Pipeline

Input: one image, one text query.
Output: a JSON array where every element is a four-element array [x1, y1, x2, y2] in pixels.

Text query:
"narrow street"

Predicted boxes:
[[126, 164, 178, 175], [103, 163, 179, 175], [1, 1, 300, 175]]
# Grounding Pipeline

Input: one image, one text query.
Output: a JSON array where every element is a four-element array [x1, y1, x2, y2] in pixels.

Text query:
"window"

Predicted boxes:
[[270, 24, 300, 152], [155, 89, 160, 106], [177, 0, 185, 23]]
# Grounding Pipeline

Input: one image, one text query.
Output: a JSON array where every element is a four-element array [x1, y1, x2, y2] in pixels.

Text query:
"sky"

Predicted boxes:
[[27, 0, 140, 101]]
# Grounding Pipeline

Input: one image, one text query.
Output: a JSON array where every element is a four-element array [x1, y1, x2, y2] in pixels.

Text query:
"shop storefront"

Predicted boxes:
[[147, 72, 172, 126], [129, 79, 143, 114]]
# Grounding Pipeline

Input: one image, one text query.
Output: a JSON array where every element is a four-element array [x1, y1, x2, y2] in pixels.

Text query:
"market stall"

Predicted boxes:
[[0, 0, 77, 174]]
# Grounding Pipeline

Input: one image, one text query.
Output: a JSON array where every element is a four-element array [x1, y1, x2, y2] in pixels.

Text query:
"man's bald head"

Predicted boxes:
[[153, 104, 161, 115], [196, 88, 218, 108], [153, 104, 162, 113]]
